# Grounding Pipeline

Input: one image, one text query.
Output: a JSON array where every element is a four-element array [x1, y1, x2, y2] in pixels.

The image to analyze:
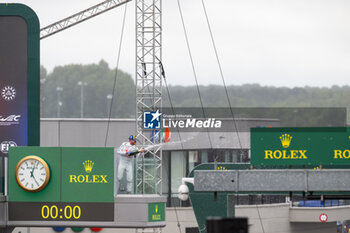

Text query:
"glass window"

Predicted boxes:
[[162, 151, 170, 195], [171, 151, 186, 194], [232, 150, 239, 162], [242, 150, 250, 163], [224, 151, 232, 162], [211, 150, 231, 162], [143, 156, 158, 194], [201, 151, 208, 164], [188, 151, 198, 174]]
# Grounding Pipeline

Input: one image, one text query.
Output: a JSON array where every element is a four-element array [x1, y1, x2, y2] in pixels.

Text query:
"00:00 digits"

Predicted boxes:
[[41, 205, 81, 219]]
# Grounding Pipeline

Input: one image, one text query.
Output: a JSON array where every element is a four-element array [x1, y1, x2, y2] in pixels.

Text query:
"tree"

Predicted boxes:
[[41, 60, 135, 118]]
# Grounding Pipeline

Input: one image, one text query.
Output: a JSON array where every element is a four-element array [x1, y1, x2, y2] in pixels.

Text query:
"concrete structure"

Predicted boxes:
[[194, 170, 350, 192]]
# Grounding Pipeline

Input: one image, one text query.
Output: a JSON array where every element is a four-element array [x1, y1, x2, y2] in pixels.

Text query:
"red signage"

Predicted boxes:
[[319, 213, 328, 222]]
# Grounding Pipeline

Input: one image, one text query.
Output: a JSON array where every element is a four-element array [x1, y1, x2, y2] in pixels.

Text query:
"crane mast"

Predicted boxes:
[[135, 0, 162, 195]]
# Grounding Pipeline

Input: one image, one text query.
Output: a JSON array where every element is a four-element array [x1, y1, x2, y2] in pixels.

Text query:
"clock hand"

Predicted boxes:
[[30, 161, 36, 177], [31, 173, 40, 187]]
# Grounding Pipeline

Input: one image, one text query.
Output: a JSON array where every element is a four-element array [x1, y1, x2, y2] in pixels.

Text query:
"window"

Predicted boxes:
[[188, 151, 199, 173], [171, 151, 186, 194], [162, 151, 170, 195], [201, 151, 208, 163]]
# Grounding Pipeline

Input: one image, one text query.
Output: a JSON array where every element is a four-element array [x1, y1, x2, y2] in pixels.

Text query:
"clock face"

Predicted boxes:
[[15, 156, 50, 192]]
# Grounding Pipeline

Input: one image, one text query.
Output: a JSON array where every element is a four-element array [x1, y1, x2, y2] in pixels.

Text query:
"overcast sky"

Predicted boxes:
[[5, 0, 350, 87]]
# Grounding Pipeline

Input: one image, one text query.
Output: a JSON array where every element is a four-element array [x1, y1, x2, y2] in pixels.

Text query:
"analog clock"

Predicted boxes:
[[15, 155, 50, 192]]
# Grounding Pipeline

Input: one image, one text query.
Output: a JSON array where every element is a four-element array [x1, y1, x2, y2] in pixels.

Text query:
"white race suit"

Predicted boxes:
[[116, 142, 139, 193]]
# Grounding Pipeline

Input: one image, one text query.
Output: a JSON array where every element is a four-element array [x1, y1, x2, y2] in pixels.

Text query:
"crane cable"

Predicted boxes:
[[176, 0, 214, 151], [171, 197, 183, 233], [172, 1, 221, 230], [159, 62, 185, 150], [200, 2, 263, 231], [200, 0, 243, 151], [160, 62, 184, 233], [256, 205, 266, 233], [104, 3, 128, 146]]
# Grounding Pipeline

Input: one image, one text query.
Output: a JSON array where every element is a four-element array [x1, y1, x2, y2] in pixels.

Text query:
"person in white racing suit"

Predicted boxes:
[[116, 135, 145, 194]]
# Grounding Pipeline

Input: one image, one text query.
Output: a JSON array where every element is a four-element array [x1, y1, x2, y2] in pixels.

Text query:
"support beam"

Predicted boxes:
[[40, 0, 131, 39]]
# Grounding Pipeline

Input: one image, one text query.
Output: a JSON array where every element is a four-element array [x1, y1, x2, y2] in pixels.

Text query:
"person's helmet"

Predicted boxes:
[[128, 135, 136, 141]]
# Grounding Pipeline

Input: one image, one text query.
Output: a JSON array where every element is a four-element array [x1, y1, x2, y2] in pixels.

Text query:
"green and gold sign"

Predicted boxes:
[[8, 147, 114, 221], [61, 147, 114, 203], [251, 127, 350, 166], [148, 203, 165, 222]]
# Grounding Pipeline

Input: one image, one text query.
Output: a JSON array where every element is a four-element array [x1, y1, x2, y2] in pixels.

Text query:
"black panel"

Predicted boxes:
[[8, 202, 114, 221]]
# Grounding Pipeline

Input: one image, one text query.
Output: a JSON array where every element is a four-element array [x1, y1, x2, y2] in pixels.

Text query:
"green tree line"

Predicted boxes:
[[41, 61, 350, 122], [41, 60, 135, 118]]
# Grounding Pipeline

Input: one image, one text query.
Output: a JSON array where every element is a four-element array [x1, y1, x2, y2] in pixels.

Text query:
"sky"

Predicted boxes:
[[4, 0, 350, 87]]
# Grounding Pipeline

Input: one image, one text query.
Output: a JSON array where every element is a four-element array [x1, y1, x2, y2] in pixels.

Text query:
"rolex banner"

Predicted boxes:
[[251, 127, 350, 166], [61, 147, 114, 203], [8, 147, 114, 222]]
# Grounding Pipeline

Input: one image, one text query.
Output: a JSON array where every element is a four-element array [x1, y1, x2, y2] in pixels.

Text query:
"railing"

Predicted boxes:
[[291, 199, 350, 207]]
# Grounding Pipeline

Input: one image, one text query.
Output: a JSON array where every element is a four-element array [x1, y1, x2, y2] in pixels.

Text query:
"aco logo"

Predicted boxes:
[[264, 133, 308, 160], [69, 160, 108, 184], [151, 204, 161, 221]]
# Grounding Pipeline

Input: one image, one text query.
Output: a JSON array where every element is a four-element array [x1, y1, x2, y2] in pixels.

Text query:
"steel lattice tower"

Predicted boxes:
[[135, 0, 162, 194]]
